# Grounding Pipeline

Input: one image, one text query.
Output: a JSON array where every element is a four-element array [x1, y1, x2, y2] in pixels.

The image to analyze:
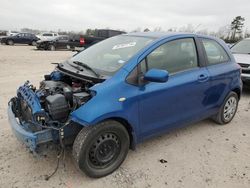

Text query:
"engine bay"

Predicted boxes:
[[12, 71, 100, 131], [39, 80, 91, 123]]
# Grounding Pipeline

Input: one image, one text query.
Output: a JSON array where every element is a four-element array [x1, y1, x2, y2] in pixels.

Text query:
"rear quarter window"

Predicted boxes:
[[201, 39, 230, 65]]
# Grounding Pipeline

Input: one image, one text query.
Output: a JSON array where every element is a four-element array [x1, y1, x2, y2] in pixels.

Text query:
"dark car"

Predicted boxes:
[[80, 29, 126, 49], [1, 32, 39, 46], [36, 35, 74, 50], [8, 32, 242, 178]]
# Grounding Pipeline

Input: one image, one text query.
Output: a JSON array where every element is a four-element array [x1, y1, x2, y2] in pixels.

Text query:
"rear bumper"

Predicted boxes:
[[8, 102, 53, 151]]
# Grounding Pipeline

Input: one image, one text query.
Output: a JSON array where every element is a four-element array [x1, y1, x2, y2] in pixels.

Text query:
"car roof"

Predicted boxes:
[[124, 31, 214, 40]]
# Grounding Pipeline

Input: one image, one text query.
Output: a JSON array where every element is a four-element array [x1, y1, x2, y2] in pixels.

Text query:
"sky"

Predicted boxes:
[[0, 0, 250, 32]]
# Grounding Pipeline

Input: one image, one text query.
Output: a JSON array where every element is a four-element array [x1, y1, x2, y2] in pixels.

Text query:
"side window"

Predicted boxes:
[[43, 33, 53, 37], [201, 39, 229, 65], [145, 38, 198, 74]]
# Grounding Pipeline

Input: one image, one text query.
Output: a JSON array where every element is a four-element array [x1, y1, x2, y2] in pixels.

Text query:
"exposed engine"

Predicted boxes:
[[9, 65, 104, 153], [38, 78, 92, 124], [11, 72, 96, 132]]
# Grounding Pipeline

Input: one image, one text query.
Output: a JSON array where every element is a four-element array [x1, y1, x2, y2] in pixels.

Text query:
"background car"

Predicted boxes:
[[36, 35, 75, 50], [7, 30, 19, 36], [36, 32, 58, 40], [1, 32, 40, 45], [231, 38, 250, 85]]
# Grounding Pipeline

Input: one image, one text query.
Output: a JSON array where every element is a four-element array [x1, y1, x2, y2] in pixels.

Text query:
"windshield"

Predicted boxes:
[[231, 39, 250, 54], [69, 35, 153, 76]]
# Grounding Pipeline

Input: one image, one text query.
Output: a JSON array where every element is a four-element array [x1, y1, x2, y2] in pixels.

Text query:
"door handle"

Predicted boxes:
[[198, 74, 209, 82]]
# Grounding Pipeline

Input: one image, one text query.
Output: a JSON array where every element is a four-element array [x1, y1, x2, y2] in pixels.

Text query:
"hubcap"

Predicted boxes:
[[223, 96, 237, 121], [89, 133, 120, 168]]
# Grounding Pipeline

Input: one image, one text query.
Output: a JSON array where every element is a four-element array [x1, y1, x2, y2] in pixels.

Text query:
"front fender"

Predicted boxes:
[[70, 93, 140, 147], [70, 92, 138, 127], [70, 73, 140, 138]]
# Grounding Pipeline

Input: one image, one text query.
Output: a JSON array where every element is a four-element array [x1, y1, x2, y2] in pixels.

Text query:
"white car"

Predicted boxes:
[[36, 32, 58, 41], [231, 38, 250, 85], [7, 30, 19, 36]]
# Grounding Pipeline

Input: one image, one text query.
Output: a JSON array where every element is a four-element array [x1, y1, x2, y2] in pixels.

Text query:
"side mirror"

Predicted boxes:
[[144, 69, 169, 83]]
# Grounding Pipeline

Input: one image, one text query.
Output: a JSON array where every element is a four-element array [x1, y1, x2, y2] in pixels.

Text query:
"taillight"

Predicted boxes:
[[80, 37, 85, 45]]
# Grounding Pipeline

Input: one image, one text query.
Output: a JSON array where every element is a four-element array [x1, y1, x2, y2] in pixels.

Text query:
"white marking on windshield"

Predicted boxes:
[[118, 60, 125, 64], [112, 42, 136, 50]]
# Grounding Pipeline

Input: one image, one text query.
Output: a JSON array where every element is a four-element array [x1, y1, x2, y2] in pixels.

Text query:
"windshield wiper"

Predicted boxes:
[[72, 61, 99, 78]]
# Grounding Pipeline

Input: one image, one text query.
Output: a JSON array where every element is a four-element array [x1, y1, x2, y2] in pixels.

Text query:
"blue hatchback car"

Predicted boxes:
[[8, 32, 242, 178]]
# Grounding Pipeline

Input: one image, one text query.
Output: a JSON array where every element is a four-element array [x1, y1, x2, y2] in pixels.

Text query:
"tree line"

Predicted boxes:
[[0, 16, 248, 43]]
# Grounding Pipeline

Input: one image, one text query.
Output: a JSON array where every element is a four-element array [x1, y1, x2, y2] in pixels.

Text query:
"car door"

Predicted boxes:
[[24, 33, 32, 44], [14, 33, 23, 43], [199, 38, 234, 110], [137, 38, 211, 139]]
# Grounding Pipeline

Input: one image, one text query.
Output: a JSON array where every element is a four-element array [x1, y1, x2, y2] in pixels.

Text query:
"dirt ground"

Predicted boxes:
[[0, 45, 250, 188]]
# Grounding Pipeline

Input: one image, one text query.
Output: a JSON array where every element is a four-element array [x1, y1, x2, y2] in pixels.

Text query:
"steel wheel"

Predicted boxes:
[[89, 132, 120, 168], [73, 120, 129, 178], [223, 96, 237, 122]]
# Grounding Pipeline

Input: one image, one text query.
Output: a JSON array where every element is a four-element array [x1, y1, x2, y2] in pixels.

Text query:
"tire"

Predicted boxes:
[[72, 120, 130, 178], [212, 91, 239, 125], [7, 40, 14, 45], [48, 44, 55, 51], [31, 41, 37, 46]]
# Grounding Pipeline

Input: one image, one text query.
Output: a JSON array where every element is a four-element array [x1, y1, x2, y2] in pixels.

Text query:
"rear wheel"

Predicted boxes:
[[7, 40, 14, 45], [72, 120, 129, 178], [48, 44, 55, 51], [212, 91, 239, 125]]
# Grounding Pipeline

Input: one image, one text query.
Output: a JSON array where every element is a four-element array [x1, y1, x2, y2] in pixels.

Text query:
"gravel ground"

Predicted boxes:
[[0, 45, 250, 188]]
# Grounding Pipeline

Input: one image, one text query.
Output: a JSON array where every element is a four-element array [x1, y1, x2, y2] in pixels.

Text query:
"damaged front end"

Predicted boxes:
[[8, 69, 101, 152]]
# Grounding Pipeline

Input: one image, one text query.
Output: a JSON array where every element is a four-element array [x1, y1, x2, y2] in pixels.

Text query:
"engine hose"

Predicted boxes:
[[44, 128, 65, 181]]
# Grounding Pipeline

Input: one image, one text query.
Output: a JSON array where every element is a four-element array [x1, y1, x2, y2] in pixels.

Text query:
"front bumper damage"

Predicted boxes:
[[8, 82, 82, 152], [8, 102, 53, 151]]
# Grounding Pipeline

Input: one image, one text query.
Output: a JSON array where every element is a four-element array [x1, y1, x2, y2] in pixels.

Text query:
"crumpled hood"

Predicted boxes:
[[233, 53, 250, 65]]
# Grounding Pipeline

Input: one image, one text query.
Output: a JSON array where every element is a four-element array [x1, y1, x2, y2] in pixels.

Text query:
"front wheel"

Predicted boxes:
[[212, 91, 239, 125], [72, 120, 130, 178], [7, 40, 14, 45]]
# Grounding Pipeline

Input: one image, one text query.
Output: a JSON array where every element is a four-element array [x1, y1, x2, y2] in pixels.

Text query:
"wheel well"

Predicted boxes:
[[107, 117, 136, 150], [232, 87, 241, 99]]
